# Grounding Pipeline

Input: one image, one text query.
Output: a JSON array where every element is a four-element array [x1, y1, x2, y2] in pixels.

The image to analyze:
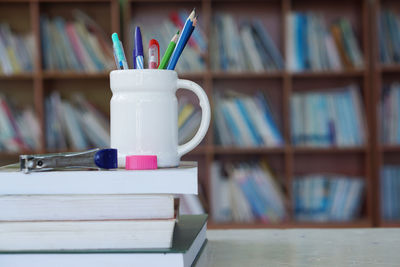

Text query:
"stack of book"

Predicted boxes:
[[293, 174, 365, 222], [380, 82, 400, 144], [178, 96, 201, 145], [0, 94, 40, 152], [40, 10, 114, 72], [132, 10, 206, 73], [0, 23, 34, 75], [291, 84, 365, 147], [379, 10, 400, 65], [45, 92, 109, 151], [380, 165, 400, 221], [214, 90, 283, 147], [211, 160, 286, 224], [0, 163, 207, 267], [286, 12, 363, 72], [211, 14, 284, 72]]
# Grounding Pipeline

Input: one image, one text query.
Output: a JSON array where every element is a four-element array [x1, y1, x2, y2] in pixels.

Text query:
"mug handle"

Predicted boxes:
[[176, 79, 211, 157]]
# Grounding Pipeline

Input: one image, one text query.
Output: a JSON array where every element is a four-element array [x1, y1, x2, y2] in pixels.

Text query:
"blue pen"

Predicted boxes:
[[111, 33, 128, 69], [133, 45, 136, 69], [135, 27, 144, 69], [167, 9, 196, 70]]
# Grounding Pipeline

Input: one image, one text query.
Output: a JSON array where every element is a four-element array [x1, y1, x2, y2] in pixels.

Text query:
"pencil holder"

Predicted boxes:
[[110, 69, 211, 168]]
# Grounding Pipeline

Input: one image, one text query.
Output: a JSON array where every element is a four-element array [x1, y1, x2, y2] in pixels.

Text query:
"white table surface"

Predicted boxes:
[[197, 229, 400, 266]]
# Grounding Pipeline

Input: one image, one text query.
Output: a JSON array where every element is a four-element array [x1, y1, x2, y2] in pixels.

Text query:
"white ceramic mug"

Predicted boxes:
[[110, 69, 211, 167]]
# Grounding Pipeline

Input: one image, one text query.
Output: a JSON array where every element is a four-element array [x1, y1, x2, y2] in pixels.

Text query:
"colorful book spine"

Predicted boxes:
[[0, 94, 40, 152], [214, 91, 283, 147], [291, 85, 365, 147], [293, 174, 364, 222], [0, 23, 34, 74], [212, 13, 283, 72], [40, 12, 113, 72], [286, 12, 363, 72], [45, 92, 110, 151], [381, 165, 400, 220], [211, 160, 286, 223]]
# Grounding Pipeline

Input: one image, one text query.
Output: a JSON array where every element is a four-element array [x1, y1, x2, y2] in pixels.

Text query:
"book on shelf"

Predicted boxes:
[[0, 23, 34, 75], [286, 12, 363, 72], [178, 96, 201, 145], [214, 90, 283, 147], [40, 10, 114, 72], [211, 13, 283, 72], [131, 9, 206, 73], [291, 84, 365, 147], [379, 9, 400, 65], [0, 215, 207, 267], [45, 91, 110, 151], [0, 94, 40, 152], [211, 160, 286, 224], [380, 82, 400, 144], [293, 174, 365, 222], [380, 166, 400, 221]]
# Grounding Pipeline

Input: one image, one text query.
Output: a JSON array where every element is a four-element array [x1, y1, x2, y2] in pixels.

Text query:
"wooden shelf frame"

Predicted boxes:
[[371, 0, 400, 227], [124, 0, 374, 227], [0, 0, 395, 228]]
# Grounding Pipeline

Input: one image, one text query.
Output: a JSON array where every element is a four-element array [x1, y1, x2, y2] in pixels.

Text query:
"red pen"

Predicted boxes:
[[148, 39, 160, 69]]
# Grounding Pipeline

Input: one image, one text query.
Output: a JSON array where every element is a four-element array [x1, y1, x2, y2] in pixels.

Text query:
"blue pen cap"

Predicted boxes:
[[94, 149, 118, 169], [134, 26, 144, 57]]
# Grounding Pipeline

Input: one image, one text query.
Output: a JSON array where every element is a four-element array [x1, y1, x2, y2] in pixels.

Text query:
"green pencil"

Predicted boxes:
[[159, 31, 180, 69]]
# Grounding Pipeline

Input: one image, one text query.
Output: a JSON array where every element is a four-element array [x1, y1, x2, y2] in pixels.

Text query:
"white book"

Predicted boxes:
[[229, 178, 254, 223], [214, 94, 234, 146], [324, 34, 342, 70], [0, 215, 207, 267], [62, 101, 88, 149], [78, 110, 110, 147], [210, 162, 231, 222], [253, 166, 285, 218], [0, 194, 174, 221], [179, 194, 204, 215], [0, 219, 176, 250], [223, 100, 254, 146], [239, 25, 264, 72], [348, 85, 365, 145], [286, 13, 296, 72], [327, 94, 340, 145], [304, 93, 314, 146], [0, 162, 197, 195], [243, 97, 277, 146]]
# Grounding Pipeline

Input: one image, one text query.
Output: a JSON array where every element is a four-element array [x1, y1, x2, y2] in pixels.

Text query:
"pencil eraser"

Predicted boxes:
[[125, 155, 157, 170]]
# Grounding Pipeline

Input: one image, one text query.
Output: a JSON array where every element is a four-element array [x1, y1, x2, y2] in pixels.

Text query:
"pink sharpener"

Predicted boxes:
[[125, 155, 157, 170]]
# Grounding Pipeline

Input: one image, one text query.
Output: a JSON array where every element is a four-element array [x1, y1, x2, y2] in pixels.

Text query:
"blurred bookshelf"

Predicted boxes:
[[0, 0, 399, 228], [371, 0, 400, 227]]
